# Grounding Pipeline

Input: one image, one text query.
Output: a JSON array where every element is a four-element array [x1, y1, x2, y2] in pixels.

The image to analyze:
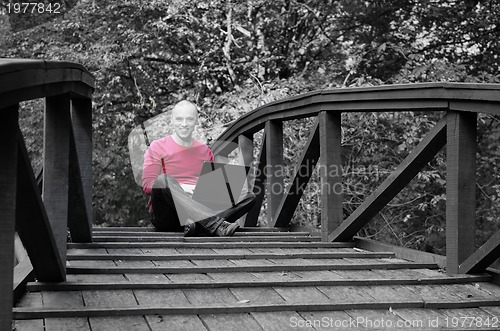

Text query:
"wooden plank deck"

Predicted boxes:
[[13, 227, 500, 330]]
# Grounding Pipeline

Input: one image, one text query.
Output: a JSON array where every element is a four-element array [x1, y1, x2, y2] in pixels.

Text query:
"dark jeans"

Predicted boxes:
[[150, 174, 256, 234]]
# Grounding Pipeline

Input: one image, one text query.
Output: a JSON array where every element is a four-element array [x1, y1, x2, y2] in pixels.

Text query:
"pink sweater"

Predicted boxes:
[[141, 135, 214, 194]]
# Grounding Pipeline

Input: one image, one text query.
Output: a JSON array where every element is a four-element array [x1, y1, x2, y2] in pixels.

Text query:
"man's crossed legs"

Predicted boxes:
[[149, 174, 256, 236]]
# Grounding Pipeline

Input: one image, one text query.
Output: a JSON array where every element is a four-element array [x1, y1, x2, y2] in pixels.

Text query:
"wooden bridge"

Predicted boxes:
[[3, 59, 500, 330]]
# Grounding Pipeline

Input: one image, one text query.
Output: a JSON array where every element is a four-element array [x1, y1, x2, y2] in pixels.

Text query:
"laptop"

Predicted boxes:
[[191, 162, 250, 211]]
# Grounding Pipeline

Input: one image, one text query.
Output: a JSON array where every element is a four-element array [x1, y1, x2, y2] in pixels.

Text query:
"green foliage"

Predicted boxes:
[[2, 0, 500, 261]]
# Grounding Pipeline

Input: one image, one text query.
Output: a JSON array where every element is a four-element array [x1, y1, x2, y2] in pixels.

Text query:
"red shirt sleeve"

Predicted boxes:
[[141, 140, 162, 195]]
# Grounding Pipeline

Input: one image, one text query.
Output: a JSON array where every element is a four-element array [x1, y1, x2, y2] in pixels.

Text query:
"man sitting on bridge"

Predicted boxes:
[[141, 100, 256, 236]]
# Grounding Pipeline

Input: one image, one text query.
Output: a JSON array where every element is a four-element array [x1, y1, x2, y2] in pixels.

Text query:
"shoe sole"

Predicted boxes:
[[225, 223, 240, 236]]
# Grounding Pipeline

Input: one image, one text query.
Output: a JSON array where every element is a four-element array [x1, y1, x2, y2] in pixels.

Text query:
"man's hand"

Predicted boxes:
[[180, 183, 195, 195]]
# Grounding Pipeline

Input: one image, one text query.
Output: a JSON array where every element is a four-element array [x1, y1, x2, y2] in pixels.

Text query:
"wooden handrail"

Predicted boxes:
[[212, 83, 500, 156], [210, 82, 500, 277], [0, 58, 94, 330]]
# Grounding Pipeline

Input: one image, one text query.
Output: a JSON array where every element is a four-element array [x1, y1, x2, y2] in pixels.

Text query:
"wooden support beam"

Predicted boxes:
[[238, 133, 253, 167], [274, 118, 320, 228], [459, 229, 500, 274], [446, 111, 477, 274], [13, 257, 34, 304], [320, 111, 343, 241], [244, 132, 266, 227], [330, 116, 447, 242], [68, 98, 93, 243], [43, 94, 71, 268], [0, 105, 18, 331], [16, 128, 66, 281], [238, 134, 254, 226], [354, 237, 447, 269], [266, 121, 284, 226]]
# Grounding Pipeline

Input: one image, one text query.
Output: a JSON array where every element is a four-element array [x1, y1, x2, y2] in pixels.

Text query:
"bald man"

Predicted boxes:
[[142, 100, 256, 236]]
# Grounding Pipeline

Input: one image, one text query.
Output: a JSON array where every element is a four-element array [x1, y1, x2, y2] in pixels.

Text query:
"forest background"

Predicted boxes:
[[1, 0, 500, 258]]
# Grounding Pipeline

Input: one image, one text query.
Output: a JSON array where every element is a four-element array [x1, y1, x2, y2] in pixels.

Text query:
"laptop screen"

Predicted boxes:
[[192, 162, 250, 211]]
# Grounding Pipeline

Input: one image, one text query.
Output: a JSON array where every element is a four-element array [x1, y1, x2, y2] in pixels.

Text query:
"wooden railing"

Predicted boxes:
[[211, 83, 500, 277], [0, 58, 94, 329]]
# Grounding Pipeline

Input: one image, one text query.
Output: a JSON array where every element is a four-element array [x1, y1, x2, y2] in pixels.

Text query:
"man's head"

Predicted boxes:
[[171, 100, 198, 143]]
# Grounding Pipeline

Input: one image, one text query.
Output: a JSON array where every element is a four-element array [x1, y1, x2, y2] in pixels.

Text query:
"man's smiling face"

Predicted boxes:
[[172, 101, 198, 142]]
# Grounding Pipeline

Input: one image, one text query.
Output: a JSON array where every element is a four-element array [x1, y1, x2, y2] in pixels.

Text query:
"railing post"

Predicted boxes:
[[43, 94, 71, 269], [0, 105, 18, 331], [265, 120, 284, 226], [244, 132, 267, 227], [319, 111, 343, 241], [446, 110, 477, 274], [68, 98, 93, 242], [238, 134, 254, 226]]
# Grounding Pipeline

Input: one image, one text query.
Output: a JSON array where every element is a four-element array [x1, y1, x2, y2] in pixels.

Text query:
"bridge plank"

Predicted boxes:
[[125, 274, 171, 284], [200, 313, 262, 331], [91, 235, 320, 242], [151, 260, 195, 268], [207, 272, 258, 282], [42, 291, 84, 309], [12, 319, 44, 331], [405, 284, 464, 303], [17, 292, 43, 308], [141, 248, 179, 255], [229, 258, 275, 266], [45, 317, 91, 331], [18, 298, 498, 319], [317, 285, 378, 303], [183, 288, 239, 305], [231, 287, 285, 305], [253, 311, 311, 331], [67, 242, 356, 249], [330, 116, 447, 242], [480, 305, 500, 316], [66, 274, 127, 283], [89, 316, 151, 331], [68, 260, 116, 268], [446, 110, 477, 274], [134, 289, 191, 306], [66, 261, 439, 274], [27, 273, 491, 292], [191, 259, 235, 267], [275, 286, 331, 304], [363, 285, 420, 303], [166, 273, 212, 284], [82, 290, 138, 308], [114, 260, 156, 268], [145, 315, 207, 331]]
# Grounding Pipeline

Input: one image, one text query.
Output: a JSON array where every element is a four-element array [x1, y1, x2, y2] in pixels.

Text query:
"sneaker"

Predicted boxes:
[[214, 220, 240, 236], [184, 222, 197, 237]]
